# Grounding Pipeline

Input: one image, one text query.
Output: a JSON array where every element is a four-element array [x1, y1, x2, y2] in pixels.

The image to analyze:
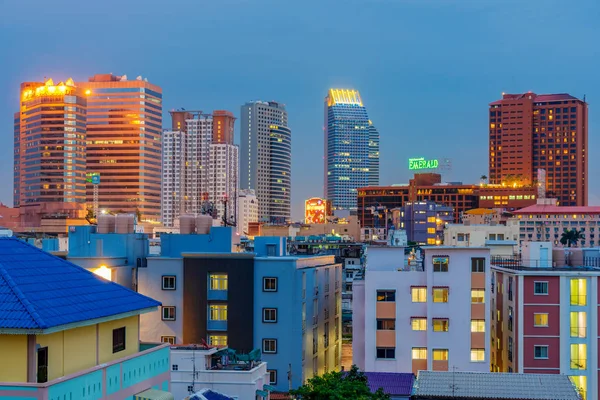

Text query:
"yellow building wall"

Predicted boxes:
[[63, 325, 97, 375], [98, 316, 139, 363], [0, 335, 28, 382], [36, 331, 65, 381]]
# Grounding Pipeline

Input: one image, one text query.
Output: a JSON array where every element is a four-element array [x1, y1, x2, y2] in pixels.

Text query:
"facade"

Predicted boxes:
[[240, 101, 291, 223], [324, 89, 379, 211], [491, 245, 600, 400], [353, 246, 491, 375], [237, 189, 259, 236], [443, 221, 519, 256], [394, 201, 453, 245], [514, 201, 600, 247], [0, 237, 172, 399], [489, 92, 588, 206], [78, 74, 163, 221], [161, 110, 238, 226], [478, 185, 538, 210]]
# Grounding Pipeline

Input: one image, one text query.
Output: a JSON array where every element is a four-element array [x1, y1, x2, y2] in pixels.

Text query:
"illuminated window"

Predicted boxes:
[[471, 320, 485, 332], [427, 238, 436, 244], [209, 274, 228, 290], [411, 287, 426, 303], [471, 289, 485, 303], [433, 319, 449, 332], [534, 313, 548, 327], [209, 335, 227, 346], [433, 349, 448, 361], [161, 336, 175, 344], [570, 376, 587, 400], [427, 228, 436, 234], [570, 344, 587, 370], [209, 305, 227, 321], [412, 347, 427, 360], [570, 279, 587, 306], [377, 290, 396, 302], [411, 318, 426, 331], [570, 312, 587, 338], [433, 288, 449, 303], [427, 216, 436, 223], [470, 349, 485, 362]]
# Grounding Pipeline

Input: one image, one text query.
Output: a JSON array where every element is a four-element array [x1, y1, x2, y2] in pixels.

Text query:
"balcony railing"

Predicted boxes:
[[491, 256, 554, 269]]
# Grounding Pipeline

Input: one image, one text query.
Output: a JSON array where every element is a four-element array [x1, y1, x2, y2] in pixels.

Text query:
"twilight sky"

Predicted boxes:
[[1, 0, 598, 221]]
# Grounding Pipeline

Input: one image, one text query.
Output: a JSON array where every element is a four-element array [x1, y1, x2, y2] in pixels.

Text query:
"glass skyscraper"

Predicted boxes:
[[324, 89, 379, 211]]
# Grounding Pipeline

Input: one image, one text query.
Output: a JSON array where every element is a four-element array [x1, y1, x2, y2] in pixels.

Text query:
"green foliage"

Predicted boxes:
[[560, 228, 584, 248], [290, 365, 390, 400]]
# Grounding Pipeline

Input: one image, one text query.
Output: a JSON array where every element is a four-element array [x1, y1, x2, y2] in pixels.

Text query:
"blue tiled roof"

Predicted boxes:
[[0, 237, 160, 331], [191, 390, 235, 400], [364, 372, 415, 396]]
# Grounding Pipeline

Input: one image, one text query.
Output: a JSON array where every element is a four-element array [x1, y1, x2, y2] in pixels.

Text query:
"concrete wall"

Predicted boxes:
[[0, 335, 28, 382]]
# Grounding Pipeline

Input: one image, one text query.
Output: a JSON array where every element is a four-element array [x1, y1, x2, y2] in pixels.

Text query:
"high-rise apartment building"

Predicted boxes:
[[325, 89, 379, 211], [15, 78, 88, 212], [78, 74, 163, 221], [240, 101, 291, 223], [161, 110, 238, 227], [489, 93, 588, 206], [237, 189, 258, 236]]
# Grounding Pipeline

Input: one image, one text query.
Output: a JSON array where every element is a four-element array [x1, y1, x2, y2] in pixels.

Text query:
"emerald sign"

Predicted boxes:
[[409, 157, 439, 170]]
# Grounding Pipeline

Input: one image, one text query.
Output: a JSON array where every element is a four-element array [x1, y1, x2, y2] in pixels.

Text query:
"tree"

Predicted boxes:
[[560, 229, 584, 248], [290, 365, 390, 400]]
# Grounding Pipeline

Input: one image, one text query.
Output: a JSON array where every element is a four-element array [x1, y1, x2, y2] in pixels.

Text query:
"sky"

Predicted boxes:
[[1, 0, 599, 221]]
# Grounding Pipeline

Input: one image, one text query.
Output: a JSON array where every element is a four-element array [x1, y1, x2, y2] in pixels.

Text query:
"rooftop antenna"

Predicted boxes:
[[182, 344, 199, 395]]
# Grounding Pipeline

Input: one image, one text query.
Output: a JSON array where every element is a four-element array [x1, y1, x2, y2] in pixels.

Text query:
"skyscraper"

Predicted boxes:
[[240, 101, 291, 223], [78, 74, 163, 221], [325, 89, 379, 211], [15, 78, 88, 213], [161, 110, 238, 227], [489, 93, 588, 206]]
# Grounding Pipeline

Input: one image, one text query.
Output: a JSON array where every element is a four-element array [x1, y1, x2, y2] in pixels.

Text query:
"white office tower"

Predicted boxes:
[[237, 189, 258, 235], [161, 110, 238, 227], [240, 101, 291, 224]]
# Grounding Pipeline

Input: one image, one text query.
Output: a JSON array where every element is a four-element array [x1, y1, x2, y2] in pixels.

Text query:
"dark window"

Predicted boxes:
[[376, 347, 396, 359], [113, 327, 126, 353], [162, 275, 176, 290], [263, 277, 278, 292], [263, 308, 277, 323], [267, 244, 276, 256], [37, 347, 48, 383], [161, 336, 176, 344], [534, 281, 549, 295], [376, 319, 396, 330], [263, 339, 277, 353], [172, 364, 179, 371], [376, 290, 395, 302], [508, 277, 513, 301], [471, 258, 485, 272], [508, 306, 513, 332], [508, 336, 513, 362], [162, 306, 176, 321], [268, 369, 278, 385], [433, 256, 449, 272]]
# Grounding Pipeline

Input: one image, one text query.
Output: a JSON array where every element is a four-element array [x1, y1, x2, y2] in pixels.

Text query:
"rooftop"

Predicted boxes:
[[0, 237, 160, 332], [363, 372, 414, 396], [414, 371, 580, 400], [514, 204, 600, 215], [489, 92, 582, 106]]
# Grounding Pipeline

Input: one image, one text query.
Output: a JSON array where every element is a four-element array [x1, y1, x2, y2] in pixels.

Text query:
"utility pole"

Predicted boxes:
[[287, 363, 292, 392]]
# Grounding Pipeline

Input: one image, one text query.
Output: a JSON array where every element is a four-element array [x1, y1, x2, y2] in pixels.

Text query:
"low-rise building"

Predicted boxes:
[[394, 201, 453, 245], [353, 245, 491, 375], [443, 220, 519, 256]]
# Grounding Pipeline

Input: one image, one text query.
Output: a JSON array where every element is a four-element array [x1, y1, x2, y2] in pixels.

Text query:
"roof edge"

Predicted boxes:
[[0, 260, 48, 329]]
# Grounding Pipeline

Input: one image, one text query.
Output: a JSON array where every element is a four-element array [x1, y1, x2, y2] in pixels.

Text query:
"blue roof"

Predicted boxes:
[[363, 372, 415, 396], [191, 390, 235, 400], [0, 237, 160, 331]]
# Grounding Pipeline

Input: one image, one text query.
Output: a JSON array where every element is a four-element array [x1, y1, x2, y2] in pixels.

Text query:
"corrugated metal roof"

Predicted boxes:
[[414, 371, 580, 399], [0, 237, 160, 331]]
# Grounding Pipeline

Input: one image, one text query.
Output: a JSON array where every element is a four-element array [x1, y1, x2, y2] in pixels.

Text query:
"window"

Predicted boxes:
[[263, 339, 277, 353], [209, 335, 227, 346], [412, 347, 427, 360], [433, 319, 449, 332], [534, 281, 548, 295], [263, 277, 278, 292], [570, 312, 587, 338], [162, 306, 176, 321], [209, 274, 228, 290], [570, 279, 587, 306], [471, 320, 485, 332], [112, 327, 126, 353], [161, 336, 176, 344], [411, 318, 427, 331], [376, 348, 395, 359], [433, 288, 449, 303], [508, 306, 513, 332], [162, 275, 176, 290], [508, 337, 513, 361], [411, 287, 426, 302], [570, 344, 587, 370], [534, 345, 548, 359], [433, 257, 448, 272], [172, 364, 178, 371], [508, 277, 513, 301], [433, 349, 448, 361], [427, 227, 436, 234], [376, 319, 396, 330], [471, 289, 485, 303], [471, 258, 485, 272], [268, 369, 277, 385], [377, 290, 395, 302], [534, 313, 549, 327], [313, 327, 318, 354], [209, 305, 227, 321], [263, 308, 277, 323], [470, 349, 485, 362]]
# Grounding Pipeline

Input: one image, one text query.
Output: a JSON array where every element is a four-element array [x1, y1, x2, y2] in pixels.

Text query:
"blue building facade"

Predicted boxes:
[[324, 89, 379, 211]]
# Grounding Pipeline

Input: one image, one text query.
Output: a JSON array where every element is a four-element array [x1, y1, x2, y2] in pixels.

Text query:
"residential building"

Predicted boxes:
[[238, 189, 258, 236], [324, 89, 379, 211], [161, 110, 238, 227], [489, 92, 588, 206], [170, 344, 269, 400], [79, 74, 163, 221], [394, 201, 453, 245], [513, 200, 600, 247], [491, 243, 600, 400], [353, 246, 491, 375], [443, 220, 519, 256], [240, 101, 291, 223], [413, 371, 580, 400], [0, 237, 172, 399]]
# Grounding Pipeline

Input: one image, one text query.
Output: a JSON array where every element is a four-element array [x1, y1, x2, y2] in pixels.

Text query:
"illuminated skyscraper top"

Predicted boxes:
[[324, 88, 379, 211]]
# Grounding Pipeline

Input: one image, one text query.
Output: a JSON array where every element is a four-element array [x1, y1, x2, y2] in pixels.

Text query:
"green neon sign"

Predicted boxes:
[[409, 157, 439, 170]]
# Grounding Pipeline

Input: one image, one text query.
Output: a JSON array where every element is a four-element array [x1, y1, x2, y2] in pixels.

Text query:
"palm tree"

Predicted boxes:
[[480, 175, 488, 185], [560, 229, 584, 248]]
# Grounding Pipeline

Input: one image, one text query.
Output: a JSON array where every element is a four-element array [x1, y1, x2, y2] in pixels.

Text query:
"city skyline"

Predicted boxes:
[[0, 0, 599, 221]]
